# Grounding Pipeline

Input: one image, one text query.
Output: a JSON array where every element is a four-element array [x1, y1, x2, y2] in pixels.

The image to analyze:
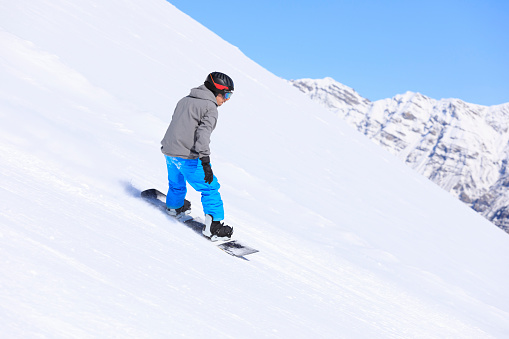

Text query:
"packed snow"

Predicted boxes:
[[1, 0, 508, 338]]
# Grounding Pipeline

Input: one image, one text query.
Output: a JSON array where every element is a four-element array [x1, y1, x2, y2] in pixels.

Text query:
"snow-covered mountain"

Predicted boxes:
[[1, 1, 509, 337], [291, 77, 509, 233]]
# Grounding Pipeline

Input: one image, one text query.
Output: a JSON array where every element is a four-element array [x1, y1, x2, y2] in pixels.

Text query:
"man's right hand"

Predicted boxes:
[[200, 156, 214, 184]]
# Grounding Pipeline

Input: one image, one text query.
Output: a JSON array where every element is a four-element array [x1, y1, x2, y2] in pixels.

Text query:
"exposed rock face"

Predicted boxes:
[[291, 78, 509, 233]]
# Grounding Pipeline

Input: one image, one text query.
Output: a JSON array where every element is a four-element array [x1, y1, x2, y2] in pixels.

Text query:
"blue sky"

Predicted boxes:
[[168, 0, 508, 106]]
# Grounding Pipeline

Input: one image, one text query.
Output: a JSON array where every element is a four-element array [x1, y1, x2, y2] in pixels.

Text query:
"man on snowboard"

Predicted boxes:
[[160, 72, 234, 241]]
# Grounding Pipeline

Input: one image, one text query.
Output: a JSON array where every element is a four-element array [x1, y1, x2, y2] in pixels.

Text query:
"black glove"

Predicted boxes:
[[200, 156, 214, 184]]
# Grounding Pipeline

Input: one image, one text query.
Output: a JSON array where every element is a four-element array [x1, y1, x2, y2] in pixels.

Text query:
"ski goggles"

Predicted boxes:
[[223, 91, 233, 100]]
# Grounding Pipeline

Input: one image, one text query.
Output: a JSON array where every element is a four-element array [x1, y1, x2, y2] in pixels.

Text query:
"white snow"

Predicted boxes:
[[1, 1, 509, 338]]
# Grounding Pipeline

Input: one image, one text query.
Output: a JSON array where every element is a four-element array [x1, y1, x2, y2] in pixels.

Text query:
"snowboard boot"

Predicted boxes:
[[203, 214, 233, 241], [167, 199, 192, 221]]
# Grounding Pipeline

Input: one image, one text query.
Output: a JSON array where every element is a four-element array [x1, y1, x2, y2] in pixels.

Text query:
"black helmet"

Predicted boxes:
[[204, 72, 234, 95]]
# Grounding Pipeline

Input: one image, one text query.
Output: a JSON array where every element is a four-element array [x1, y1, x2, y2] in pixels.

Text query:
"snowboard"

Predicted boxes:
[[140, 188, 258, 258]]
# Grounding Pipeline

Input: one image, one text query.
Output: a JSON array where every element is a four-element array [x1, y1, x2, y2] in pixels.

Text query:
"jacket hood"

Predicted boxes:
[[189, 84, 217, 106]]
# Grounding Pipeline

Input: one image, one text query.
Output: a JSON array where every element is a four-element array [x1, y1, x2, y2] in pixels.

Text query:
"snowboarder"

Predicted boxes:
[[160, 72, 234, 241]]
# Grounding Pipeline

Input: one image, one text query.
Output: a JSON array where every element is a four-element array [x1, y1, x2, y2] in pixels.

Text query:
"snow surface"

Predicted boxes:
[[1, 0, 509, 338]]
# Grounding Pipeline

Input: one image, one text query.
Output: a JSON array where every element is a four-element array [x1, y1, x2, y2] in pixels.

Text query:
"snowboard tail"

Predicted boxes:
[[140, 188, 166, 200]]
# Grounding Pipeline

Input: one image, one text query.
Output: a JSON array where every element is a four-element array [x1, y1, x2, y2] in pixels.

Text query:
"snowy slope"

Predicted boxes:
[[1, 1, 509, 338], [291, 78, 509, 233]]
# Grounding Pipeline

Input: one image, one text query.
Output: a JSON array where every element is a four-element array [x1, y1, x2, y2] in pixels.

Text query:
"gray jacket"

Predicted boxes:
[[161, 85, 218, 159]]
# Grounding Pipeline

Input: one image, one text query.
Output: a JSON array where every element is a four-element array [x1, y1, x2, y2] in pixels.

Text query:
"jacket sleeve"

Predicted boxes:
[[194, 105, 218, 158]]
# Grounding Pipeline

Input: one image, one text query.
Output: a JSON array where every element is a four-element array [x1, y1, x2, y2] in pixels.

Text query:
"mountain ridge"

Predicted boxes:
[[291, 77, 509, 233]]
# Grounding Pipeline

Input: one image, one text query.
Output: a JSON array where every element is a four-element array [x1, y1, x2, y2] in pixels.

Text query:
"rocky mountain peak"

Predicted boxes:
[[291, 77, 509, 234]]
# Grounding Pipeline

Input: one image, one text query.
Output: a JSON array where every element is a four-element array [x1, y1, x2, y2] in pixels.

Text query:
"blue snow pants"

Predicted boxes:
[[164, 155, 224, 221]]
